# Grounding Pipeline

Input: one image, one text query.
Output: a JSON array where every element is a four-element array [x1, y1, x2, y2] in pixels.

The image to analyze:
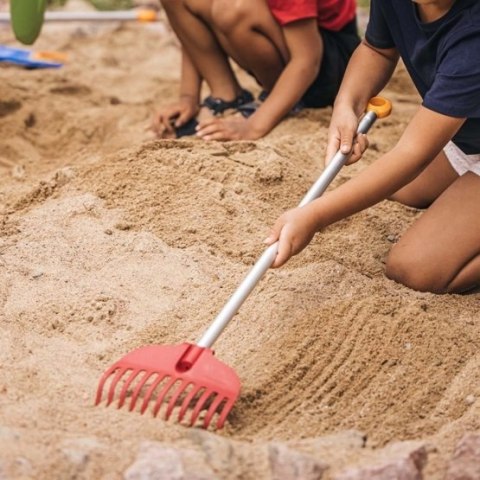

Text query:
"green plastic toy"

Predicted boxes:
[[10, 0, 47, 45]]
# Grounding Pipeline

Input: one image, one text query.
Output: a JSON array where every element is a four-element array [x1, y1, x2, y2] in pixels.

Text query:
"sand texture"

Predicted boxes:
[[1, 4, 479, 479]]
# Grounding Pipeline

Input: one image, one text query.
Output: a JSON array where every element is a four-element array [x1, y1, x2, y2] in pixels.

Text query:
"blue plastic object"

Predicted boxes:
[[0, 45, 63, 69]]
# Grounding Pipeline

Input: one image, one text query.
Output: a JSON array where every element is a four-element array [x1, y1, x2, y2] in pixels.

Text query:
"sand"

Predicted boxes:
[[1, 3, 479, 479]]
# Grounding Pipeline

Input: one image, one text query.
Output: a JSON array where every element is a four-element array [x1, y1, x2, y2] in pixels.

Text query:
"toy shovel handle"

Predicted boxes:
[[35, 10, 157, 22], [197, 97, 392, 349], [0, 9, 158, 23], [10, 0, 47, 45], [298, 97, 391, 207]]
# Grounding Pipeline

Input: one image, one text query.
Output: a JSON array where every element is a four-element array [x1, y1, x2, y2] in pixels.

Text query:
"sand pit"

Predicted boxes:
[[1, 4, 480, 479]]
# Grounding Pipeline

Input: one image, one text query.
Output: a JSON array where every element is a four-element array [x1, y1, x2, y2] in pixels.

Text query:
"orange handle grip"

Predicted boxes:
[[33, 50, 68, 62], [366, 96, 392, 119], [136, 10, 158, 22]]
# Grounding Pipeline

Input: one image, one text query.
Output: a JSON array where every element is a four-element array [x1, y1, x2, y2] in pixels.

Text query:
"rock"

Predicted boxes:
[[31, 270, 44, 279], [189, 429, 236, 475], [446, 433, 480, 480], [124, 442, 216, 480], [61, 437, 103, 468], [269, 443, 328, 480], [334, 441, 428, 480], [188, 429, 263, 480], [54, 167, 76, 187], [124, 444, 184, 480], [286, 430, 365, 474]]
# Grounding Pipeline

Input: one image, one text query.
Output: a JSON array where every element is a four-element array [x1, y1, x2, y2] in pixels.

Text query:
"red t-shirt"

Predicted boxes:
[[268, 0, 356, 31]]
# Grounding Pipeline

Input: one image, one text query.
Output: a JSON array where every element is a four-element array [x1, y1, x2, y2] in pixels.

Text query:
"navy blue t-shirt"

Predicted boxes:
[[366, 0, 480, 154]]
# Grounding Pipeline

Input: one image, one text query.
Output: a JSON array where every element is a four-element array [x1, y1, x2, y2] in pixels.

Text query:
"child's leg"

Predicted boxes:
[[390, 151, 459, 208], [203, 0, 288, 92], [386, 172, 480, 293], [301, 19, 360, 108], [161, 0, 242, 101]]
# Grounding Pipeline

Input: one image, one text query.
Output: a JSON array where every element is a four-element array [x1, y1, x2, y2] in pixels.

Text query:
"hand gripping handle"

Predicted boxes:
[[197, 97, 392, 349]]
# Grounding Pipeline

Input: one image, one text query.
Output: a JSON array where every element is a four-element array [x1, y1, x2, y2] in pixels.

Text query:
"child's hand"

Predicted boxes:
[[196, 116, 260, 141], [151, 96, 198, 137], [325, 107, 369, 166], [264, 205, 320, 268]]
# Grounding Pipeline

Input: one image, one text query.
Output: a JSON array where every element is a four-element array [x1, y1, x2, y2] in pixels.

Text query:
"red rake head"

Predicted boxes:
[[95, 343, 241, 430]]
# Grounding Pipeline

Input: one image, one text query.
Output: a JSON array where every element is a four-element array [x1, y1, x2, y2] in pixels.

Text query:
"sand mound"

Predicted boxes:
[[1, 9, 479, 480]]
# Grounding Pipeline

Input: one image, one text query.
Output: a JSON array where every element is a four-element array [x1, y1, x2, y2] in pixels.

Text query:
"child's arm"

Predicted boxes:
[[152, 47, 202, 137], [196, 18, 323, 141], [265, 106, 465, 267], [325, 40, 399, 162], [178, 46, 202, 111], [246, 18, 323, 137]]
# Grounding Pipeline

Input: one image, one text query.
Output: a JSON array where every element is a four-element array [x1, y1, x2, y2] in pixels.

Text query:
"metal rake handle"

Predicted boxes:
[[197, 97, 392, 348]]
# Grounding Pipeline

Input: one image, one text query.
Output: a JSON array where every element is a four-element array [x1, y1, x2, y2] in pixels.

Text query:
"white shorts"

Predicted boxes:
[[444, 141, 480, 176]]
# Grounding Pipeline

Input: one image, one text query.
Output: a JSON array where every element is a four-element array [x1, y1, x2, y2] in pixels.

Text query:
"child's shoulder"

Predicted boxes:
[[442, 2, 480, 49]]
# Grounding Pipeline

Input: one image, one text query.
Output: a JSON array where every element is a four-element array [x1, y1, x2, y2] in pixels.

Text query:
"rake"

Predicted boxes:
[[95, 97, 392, 429]]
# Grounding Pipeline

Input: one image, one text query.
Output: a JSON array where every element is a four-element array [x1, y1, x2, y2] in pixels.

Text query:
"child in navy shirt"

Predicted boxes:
[[151, 0, 359, 141], [266, 0, 480, 294]]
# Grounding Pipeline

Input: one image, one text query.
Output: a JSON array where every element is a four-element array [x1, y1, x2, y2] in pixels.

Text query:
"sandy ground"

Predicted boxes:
[[1, 3, 480, 479]]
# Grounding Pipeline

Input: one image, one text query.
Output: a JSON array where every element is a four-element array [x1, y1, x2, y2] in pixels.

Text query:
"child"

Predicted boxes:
[[152, 0, 359, 140], [265, 0, 480, 294]]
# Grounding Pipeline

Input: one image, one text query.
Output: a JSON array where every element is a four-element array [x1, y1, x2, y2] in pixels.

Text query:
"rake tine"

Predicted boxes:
[[216, 397, 235, 429], [107, 368, 129, 406], [178, 386, 202, 423], [139, 374, 166, 414], [118, 369, 144, 409], [129, 371, 154, 412], [190, 389, 212, 426], [96, 365, 118, 405], [152, 377, 178, 417], [165, 381, 190, 421], [203, 393, 224, 429]]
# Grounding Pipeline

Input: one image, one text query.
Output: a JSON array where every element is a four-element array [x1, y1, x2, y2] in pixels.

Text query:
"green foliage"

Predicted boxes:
[[86, 0, 134, 10], [47, 0, 134, 9]]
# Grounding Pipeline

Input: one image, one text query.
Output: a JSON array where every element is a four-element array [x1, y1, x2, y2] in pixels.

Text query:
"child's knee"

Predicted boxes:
[[209, 0, 253, 33], [385, 246, 446, 293]]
